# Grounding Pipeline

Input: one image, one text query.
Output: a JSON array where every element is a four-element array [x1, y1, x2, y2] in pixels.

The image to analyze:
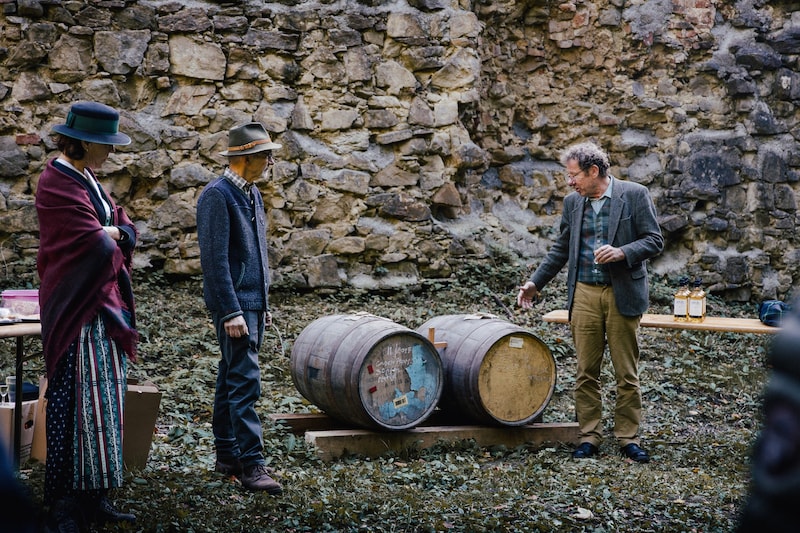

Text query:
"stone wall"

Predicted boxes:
[[1, 0, 799, 301]]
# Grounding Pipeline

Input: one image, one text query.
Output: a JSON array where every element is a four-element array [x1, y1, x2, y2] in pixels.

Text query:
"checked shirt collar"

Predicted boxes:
[[223, 167, 249, 194]]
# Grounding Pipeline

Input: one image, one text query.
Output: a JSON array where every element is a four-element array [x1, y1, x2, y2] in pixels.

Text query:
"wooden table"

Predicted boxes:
[[0, 321, 41, 469], [542, 310, 779, 334]]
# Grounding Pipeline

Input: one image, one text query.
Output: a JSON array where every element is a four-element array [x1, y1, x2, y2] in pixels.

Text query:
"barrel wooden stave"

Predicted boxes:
[[417, 314, 556, 426], [291, 313, 443, 430]]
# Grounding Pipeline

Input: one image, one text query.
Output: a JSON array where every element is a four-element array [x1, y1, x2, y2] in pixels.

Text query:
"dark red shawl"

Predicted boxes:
[[36, 159, 138, 380]]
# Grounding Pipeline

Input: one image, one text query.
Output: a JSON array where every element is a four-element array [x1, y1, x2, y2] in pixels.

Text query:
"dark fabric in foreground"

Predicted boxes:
[[738, 299, 800, 532]]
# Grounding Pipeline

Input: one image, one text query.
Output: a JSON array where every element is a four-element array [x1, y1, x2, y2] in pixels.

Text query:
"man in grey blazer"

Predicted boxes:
[[517, 142, 664, 463]]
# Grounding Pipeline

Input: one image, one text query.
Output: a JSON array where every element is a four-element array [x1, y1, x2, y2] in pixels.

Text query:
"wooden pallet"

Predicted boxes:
[[269, 412, 579, 461]]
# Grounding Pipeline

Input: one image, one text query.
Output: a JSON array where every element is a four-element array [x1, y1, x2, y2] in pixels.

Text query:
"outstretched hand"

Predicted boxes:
[[516, 281, 540, 309]]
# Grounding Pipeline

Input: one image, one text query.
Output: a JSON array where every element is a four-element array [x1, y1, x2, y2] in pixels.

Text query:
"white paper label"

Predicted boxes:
[[509, 337, 524, 349]]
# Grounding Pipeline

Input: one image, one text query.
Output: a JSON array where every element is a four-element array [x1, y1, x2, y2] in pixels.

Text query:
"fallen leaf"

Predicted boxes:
[[572, 507, 593, 520]]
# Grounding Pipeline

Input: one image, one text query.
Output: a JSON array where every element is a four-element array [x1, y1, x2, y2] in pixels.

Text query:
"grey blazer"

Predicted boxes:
[[530, 177, 664, 318]]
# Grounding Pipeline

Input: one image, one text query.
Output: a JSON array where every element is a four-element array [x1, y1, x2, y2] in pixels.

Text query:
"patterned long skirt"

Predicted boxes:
[[44, 315, 127, 503]]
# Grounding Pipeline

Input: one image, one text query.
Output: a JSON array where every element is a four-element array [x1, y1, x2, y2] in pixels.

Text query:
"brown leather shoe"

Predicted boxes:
[[215, 456, 243, 477], [241, 464, 283, 494]]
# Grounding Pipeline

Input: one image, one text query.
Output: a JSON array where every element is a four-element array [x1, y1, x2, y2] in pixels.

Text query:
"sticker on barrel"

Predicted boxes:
[[358, 336, 441, 429]]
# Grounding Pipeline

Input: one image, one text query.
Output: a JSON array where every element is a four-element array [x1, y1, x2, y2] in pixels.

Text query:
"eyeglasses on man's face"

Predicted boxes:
[[251, 151, 275, 164], [567, 170, 582, 179], [565, 169, 584, 182]]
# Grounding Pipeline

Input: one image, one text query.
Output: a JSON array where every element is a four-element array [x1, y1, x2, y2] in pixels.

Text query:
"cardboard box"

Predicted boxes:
[[0, 400, 38, 466], [123, 379, 162, 470], [29, 378, 162, 470], [30, 377, 47, 463]]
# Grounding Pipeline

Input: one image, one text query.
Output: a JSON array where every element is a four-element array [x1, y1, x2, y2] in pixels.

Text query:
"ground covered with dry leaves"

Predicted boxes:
[[7, 260, 772, 532]]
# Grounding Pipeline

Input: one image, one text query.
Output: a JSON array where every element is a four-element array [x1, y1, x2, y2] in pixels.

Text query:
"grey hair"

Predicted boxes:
[[560, 142, 610, 177]]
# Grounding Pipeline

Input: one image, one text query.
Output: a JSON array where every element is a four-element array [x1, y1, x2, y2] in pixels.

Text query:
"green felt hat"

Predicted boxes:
[[52, 101, 131, 146]]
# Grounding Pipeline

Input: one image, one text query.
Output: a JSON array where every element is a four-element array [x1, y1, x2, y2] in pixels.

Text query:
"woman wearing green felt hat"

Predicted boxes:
[[36, 101, 139, 531]]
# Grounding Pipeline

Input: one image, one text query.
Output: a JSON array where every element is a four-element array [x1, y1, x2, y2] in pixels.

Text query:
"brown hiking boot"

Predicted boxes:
[[241, 464, 283, 494]]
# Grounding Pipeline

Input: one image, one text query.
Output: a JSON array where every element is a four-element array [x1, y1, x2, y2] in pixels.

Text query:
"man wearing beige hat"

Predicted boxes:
[[197, 122, 283, 493]]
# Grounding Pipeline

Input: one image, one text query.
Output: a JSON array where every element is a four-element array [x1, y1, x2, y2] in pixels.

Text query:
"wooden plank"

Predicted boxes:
[[270, 413, 576, 460], [425, 327, 447, 349], [269, 410, 518, 435], [269, 413, 345, 434], [640, 313, 779, 333], [304, 422, 580, 461], [0, 321, 41, 339], [542, 309, 779, 334]]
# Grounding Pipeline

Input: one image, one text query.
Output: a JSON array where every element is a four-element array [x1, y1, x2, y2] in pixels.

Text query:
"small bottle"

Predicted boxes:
[[688, 278, 706, 322], [673, 276, 690, 322]]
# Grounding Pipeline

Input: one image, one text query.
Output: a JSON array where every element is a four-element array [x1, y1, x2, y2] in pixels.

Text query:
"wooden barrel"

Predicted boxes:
[[290, 313, 444, 430], [417, 314, 556, 426]]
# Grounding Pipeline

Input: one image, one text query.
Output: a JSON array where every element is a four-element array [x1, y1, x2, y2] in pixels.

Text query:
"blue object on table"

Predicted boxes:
[[759, 300, 791, 327], [7, 382, 38, 402], [21, 382, 38, 401]]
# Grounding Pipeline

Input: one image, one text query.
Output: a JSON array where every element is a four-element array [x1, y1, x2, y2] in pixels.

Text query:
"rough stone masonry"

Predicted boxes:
[[0, 0, 799, 302]]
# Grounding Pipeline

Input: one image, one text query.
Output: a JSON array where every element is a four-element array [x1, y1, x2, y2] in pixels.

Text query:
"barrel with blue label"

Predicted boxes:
[[290, 313, 444, 430], [417, 313, 557, 426]]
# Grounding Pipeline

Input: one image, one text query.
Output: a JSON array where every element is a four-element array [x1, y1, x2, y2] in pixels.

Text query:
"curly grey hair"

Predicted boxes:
[[560, 142, 610, 178]]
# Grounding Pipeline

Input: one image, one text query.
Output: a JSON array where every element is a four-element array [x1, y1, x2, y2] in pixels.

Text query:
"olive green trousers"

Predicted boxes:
[[570, 282, 643, 447]]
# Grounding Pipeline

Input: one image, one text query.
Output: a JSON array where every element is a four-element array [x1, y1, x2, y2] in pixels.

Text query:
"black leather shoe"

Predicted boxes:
[[621, 443, 650, 463], [572, 442, 598, 459], [45, 497, 83, 533], [93, 496, 136, 524]]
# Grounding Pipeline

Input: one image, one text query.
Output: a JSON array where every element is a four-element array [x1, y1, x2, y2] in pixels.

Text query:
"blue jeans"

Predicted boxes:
[[211, 310, 266, 467]]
